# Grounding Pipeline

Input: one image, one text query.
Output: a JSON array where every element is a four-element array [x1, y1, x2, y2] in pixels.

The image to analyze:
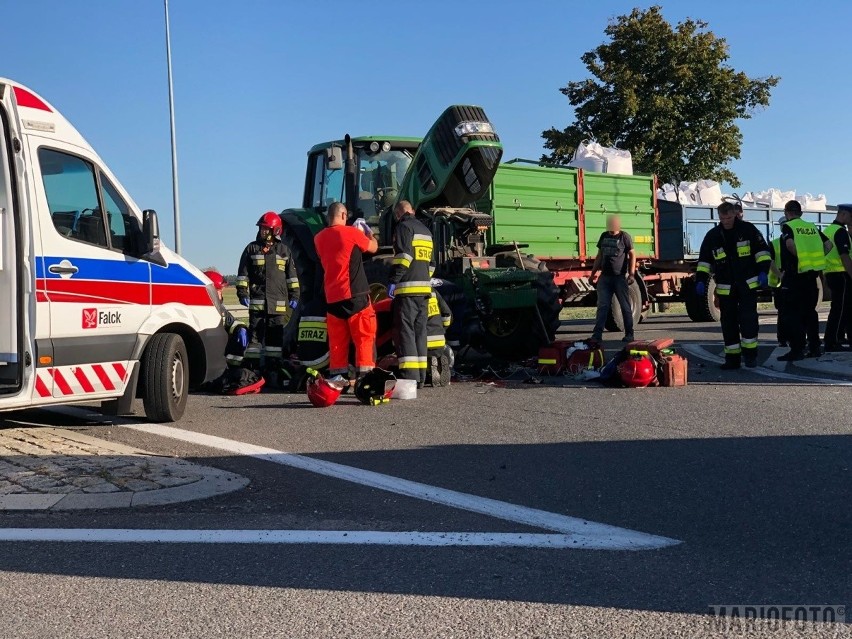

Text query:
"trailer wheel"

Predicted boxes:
[[693, 277, 722, 323], [682, 280, 703, 322], [141, 333, 188, 423], [605, 278, 643, 332]]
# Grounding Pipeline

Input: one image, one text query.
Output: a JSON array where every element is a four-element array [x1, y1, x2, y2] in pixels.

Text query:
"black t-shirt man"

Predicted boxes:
[[597, 231, 634, 276]]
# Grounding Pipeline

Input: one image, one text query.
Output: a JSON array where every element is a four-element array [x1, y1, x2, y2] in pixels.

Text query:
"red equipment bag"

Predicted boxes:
[[537, 339, 574, 375], [565, 346, 606, 375]]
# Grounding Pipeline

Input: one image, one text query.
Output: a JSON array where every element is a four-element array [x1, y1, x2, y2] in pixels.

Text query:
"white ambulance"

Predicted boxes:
[[0, 79, 226, 422]]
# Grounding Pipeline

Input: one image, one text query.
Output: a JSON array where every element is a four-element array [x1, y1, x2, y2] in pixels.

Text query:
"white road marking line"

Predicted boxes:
[[683, 344, 852, 386], [0, 529, 632, 549], [761, 347, 790, 372], [43, 406, 680, 551]]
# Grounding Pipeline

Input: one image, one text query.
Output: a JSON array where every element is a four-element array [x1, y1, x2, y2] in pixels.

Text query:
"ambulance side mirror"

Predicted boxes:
[[141, 209, 166, 266]]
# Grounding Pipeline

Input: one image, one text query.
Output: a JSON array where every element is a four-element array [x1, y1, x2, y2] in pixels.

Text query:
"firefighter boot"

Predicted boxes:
[[720, 354, 741, 370], [743, 352, 758, 368]]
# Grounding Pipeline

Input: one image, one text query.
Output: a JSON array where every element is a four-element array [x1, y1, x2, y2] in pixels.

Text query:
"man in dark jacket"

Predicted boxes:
[[590, 215, 637, 343], [696, 201, 771, 369], [236, 212, 300, 371], [388, 200, 434, 387]]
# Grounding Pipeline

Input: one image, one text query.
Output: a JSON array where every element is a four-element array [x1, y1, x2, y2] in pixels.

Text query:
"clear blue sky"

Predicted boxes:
[[2, 1, 850, 271]]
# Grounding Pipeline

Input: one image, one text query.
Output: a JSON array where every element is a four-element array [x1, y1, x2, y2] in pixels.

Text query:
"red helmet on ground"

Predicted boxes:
[[617, 352, 657, 388], [305, 368, 343, 407], [203, 270, 226, 291], [257, 211, 283, 239]]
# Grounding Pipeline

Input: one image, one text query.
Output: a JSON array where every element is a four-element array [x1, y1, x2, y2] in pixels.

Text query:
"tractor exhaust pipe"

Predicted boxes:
[[344, 134, 358, 222]]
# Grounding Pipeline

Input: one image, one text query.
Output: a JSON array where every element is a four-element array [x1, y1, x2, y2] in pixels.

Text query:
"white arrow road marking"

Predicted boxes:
[[683, 344, 852, 386], [0, 529, 646, 549], [39, 407, 681, 551]]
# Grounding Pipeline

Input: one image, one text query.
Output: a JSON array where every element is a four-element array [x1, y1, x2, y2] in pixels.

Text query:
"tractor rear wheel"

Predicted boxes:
[[363, 258, 393, 302], [480, 270, 561, 361]]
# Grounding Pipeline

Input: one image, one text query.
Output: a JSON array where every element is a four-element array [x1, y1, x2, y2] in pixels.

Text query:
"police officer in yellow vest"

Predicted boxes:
[[776, 200, 832, 361], [822, 204, 852, 351]]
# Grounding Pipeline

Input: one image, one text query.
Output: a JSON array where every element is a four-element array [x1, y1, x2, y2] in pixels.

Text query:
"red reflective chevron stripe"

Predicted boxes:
[[50, 369, 73, 395], [90, 364, 115, 391], [13, 86, 51, 112], [112, 362, 127, 381], [34, 375, 50, 398], [73, 367, 96, 393]]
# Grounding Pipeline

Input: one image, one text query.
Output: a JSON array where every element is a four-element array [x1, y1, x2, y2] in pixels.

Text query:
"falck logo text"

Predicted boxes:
[[82, 309, 122, 329]]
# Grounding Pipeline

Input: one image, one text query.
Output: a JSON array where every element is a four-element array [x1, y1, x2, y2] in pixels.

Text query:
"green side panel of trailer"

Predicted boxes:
[[485, 163, 581, 259], [582, 172, 657, 258]]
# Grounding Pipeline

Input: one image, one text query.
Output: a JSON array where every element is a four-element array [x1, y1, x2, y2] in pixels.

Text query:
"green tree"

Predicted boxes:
[[541, 6, 779, 187]]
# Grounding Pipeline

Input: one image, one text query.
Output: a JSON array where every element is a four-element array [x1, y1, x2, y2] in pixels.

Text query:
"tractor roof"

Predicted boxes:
[[308, 136, 422, 154]]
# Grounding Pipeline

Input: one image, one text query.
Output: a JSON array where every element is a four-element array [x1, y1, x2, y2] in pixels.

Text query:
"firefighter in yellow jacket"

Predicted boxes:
[[236, 212, 300, 372], [696, 201, 771, 369], [388, 201, 434, 386]]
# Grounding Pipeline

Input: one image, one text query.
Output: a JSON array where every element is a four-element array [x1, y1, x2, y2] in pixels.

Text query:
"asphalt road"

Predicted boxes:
[[0, 312, 849, 638]]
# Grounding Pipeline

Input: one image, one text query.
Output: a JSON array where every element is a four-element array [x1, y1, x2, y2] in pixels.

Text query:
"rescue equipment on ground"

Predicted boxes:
[[354, 368, 397, 406], [617, 351, 657, 388], [210, 367, 265, 395], [599, 338, 688, 388], [305, 368, 345, 407], [538, 340, 605, 377]]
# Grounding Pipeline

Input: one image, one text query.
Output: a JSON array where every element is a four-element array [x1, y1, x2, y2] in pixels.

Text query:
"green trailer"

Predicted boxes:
[[474, 159, 660, 330]]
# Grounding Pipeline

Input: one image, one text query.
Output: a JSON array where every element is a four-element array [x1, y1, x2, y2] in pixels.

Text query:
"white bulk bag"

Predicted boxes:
[[601, 146, 633, 175], [754, 189, 791, 209], [568, 140, 606, 173], [658, 183, 679, 202], [797, 193, 827, 211], [696, 180, 723, 207], [679, 181, 700, 206], [778, 190, 797, 207]]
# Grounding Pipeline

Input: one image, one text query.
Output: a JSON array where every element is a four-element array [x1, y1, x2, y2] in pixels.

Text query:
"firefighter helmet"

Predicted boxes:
[[203, 270, 227, 291], [354, 368, 396, 406], [256, 211, 283, 239], [305, 368, 343, 407], [617, 352, 657, 388]]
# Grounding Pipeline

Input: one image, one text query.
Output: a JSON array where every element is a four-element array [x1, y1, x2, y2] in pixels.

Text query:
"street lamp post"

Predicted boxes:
[[164, 0, 182, 254]]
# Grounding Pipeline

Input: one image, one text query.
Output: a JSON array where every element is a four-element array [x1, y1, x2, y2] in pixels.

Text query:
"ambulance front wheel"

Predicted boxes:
[[141, 333, 189, 422]]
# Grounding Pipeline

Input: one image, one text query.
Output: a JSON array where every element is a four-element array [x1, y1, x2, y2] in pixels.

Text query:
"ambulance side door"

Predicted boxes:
[[31, 141, 150, 398]]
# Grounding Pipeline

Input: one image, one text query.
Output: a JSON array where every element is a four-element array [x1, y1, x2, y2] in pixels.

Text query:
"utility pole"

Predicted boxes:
[[164, 0, 182, 253]]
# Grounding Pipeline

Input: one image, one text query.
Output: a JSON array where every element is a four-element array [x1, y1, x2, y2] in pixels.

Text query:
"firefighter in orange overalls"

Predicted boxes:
[[314, 202, 378, 383]]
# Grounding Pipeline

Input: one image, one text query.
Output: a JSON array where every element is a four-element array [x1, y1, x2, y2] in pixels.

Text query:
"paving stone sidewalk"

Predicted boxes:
[[0, 427, 248, 510]]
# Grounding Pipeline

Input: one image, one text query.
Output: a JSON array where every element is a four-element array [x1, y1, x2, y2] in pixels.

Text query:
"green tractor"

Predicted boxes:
[[281, 105, 561, 361]]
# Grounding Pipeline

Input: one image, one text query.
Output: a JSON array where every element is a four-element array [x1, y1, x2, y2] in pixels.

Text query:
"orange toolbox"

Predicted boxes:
[[660, 353, 688, 386]]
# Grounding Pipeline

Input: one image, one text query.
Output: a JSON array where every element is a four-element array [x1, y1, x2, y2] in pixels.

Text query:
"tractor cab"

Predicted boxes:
[[297, 106, 503, 252], [302, 136, 420, 238]]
